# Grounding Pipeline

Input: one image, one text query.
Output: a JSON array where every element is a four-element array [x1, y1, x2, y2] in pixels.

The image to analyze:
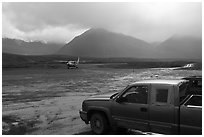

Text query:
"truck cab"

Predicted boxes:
[[80, 79, 202, 134]]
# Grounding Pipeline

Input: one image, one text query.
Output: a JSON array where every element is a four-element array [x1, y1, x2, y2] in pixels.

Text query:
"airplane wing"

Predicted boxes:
[[54, 60, 68, 63]]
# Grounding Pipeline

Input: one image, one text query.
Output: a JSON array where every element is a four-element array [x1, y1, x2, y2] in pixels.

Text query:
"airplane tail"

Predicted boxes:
[[76, 57, 80, 64]]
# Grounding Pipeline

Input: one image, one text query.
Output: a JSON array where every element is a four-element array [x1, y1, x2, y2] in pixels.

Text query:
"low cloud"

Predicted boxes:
[[3, 12, 88, 43], [24, 25, 88, 44], [2, 2, 201, 43]]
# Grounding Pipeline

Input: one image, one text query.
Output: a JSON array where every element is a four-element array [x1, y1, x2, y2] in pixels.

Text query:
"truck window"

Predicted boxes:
[[122, 85, 148, 104], [185, 95, 202, 107], [197, 80, 202, 87], [155, 89, 168, 103], [191, 80, 202, 88]]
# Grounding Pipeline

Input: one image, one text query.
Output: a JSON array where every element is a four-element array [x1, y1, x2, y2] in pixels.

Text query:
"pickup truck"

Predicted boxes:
[[79, 79, 202, 135]]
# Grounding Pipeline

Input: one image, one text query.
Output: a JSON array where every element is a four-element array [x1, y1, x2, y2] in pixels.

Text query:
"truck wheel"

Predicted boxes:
[[90, 113, 109, 134]]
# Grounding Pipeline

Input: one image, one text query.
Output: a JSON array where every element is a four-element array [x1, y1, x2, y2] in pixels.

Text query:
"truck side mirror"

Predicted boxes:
[[116, 96, 127, 103]]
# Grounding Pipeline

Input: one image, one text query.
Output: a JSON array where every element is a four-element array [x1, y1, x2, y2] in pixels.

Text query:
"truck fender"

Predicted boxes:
[[87, 106, 113, 128]]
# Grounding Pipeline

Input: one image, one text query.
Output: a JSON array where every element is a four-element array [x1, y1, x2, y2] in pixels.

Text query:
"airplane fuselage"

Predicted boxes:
[[67, 59, 79, 69]]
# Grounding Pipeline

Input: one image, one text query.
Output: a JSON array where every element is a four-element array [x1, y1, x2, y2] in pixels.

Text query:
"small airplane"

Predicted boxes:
[[66, 57, 80, 69]]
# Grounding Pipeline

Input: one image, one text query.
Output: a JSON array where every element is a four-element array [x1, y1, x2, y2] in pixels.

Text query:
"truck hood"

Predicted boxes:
[[86, 91, 119, 100]]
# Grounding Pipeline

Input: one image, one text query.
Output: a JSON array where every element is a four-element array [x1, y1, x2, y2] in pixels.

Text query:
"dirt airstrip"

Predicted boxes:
[[2, 64, 201, 134]]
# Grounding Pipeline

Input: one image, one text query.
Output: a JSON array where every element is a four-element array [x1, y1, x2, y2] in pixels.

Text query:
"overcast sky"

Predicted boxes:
[[2, 2, 201, 44]]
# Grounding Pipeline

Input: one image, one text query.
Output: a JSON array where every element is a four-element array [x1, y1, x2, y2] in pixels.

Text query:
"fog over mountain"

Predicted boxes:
[[2, 3, 201, 59], [3, 28, 202, 59], [156, 36, 202, 59], [2, 38, 63, 55], [3, 3, 201, 43]]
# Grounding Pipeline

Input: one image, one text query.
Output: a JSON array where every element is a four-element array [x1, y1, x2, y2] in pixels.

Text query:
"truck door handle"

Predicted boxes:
[[140, 107, 147, 112]]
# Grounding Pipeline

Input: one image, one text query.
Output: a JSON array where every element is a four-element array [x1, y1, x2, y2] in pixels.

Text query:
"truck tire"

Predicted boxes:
[[90, 113, 109, 134]]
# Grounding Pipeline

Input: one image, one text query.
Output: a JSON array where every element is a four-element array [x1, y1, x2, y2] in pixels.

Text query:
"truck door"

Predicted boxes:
[[149, 84, 175, 134], [112, 85, 149, 132], [180, 95, 202, 135]]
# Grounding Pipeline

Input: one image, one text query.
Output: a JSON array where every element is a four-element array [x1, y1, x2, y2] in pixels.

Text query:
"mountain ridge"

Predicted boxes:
[[57, 28, 201, 59], [2, 28, 202, 60], [2, 38, 63, 55], [57, 28, 154, 58]]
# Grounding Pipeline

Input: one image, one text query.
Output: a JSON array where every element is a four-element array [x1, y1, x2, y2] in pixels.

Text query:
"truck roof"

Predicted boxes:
[[131, 79, 187, 86], [182, 75, 202, 80]]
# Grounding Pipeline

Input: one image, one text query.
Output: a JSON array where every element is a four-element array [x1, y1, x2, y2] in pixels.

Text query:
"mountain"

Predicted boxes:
[[57, 29, 202, 59], [156, 36, 202, 59], [3, 29, 202, 59], [2, 38, 63, 55], [57, 28, 154, 58]]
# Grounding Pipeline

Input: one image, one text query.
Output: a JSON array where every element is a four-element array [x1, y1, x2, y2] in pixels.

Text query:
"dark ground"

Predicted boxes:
[[2, 59, 202, 135]]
